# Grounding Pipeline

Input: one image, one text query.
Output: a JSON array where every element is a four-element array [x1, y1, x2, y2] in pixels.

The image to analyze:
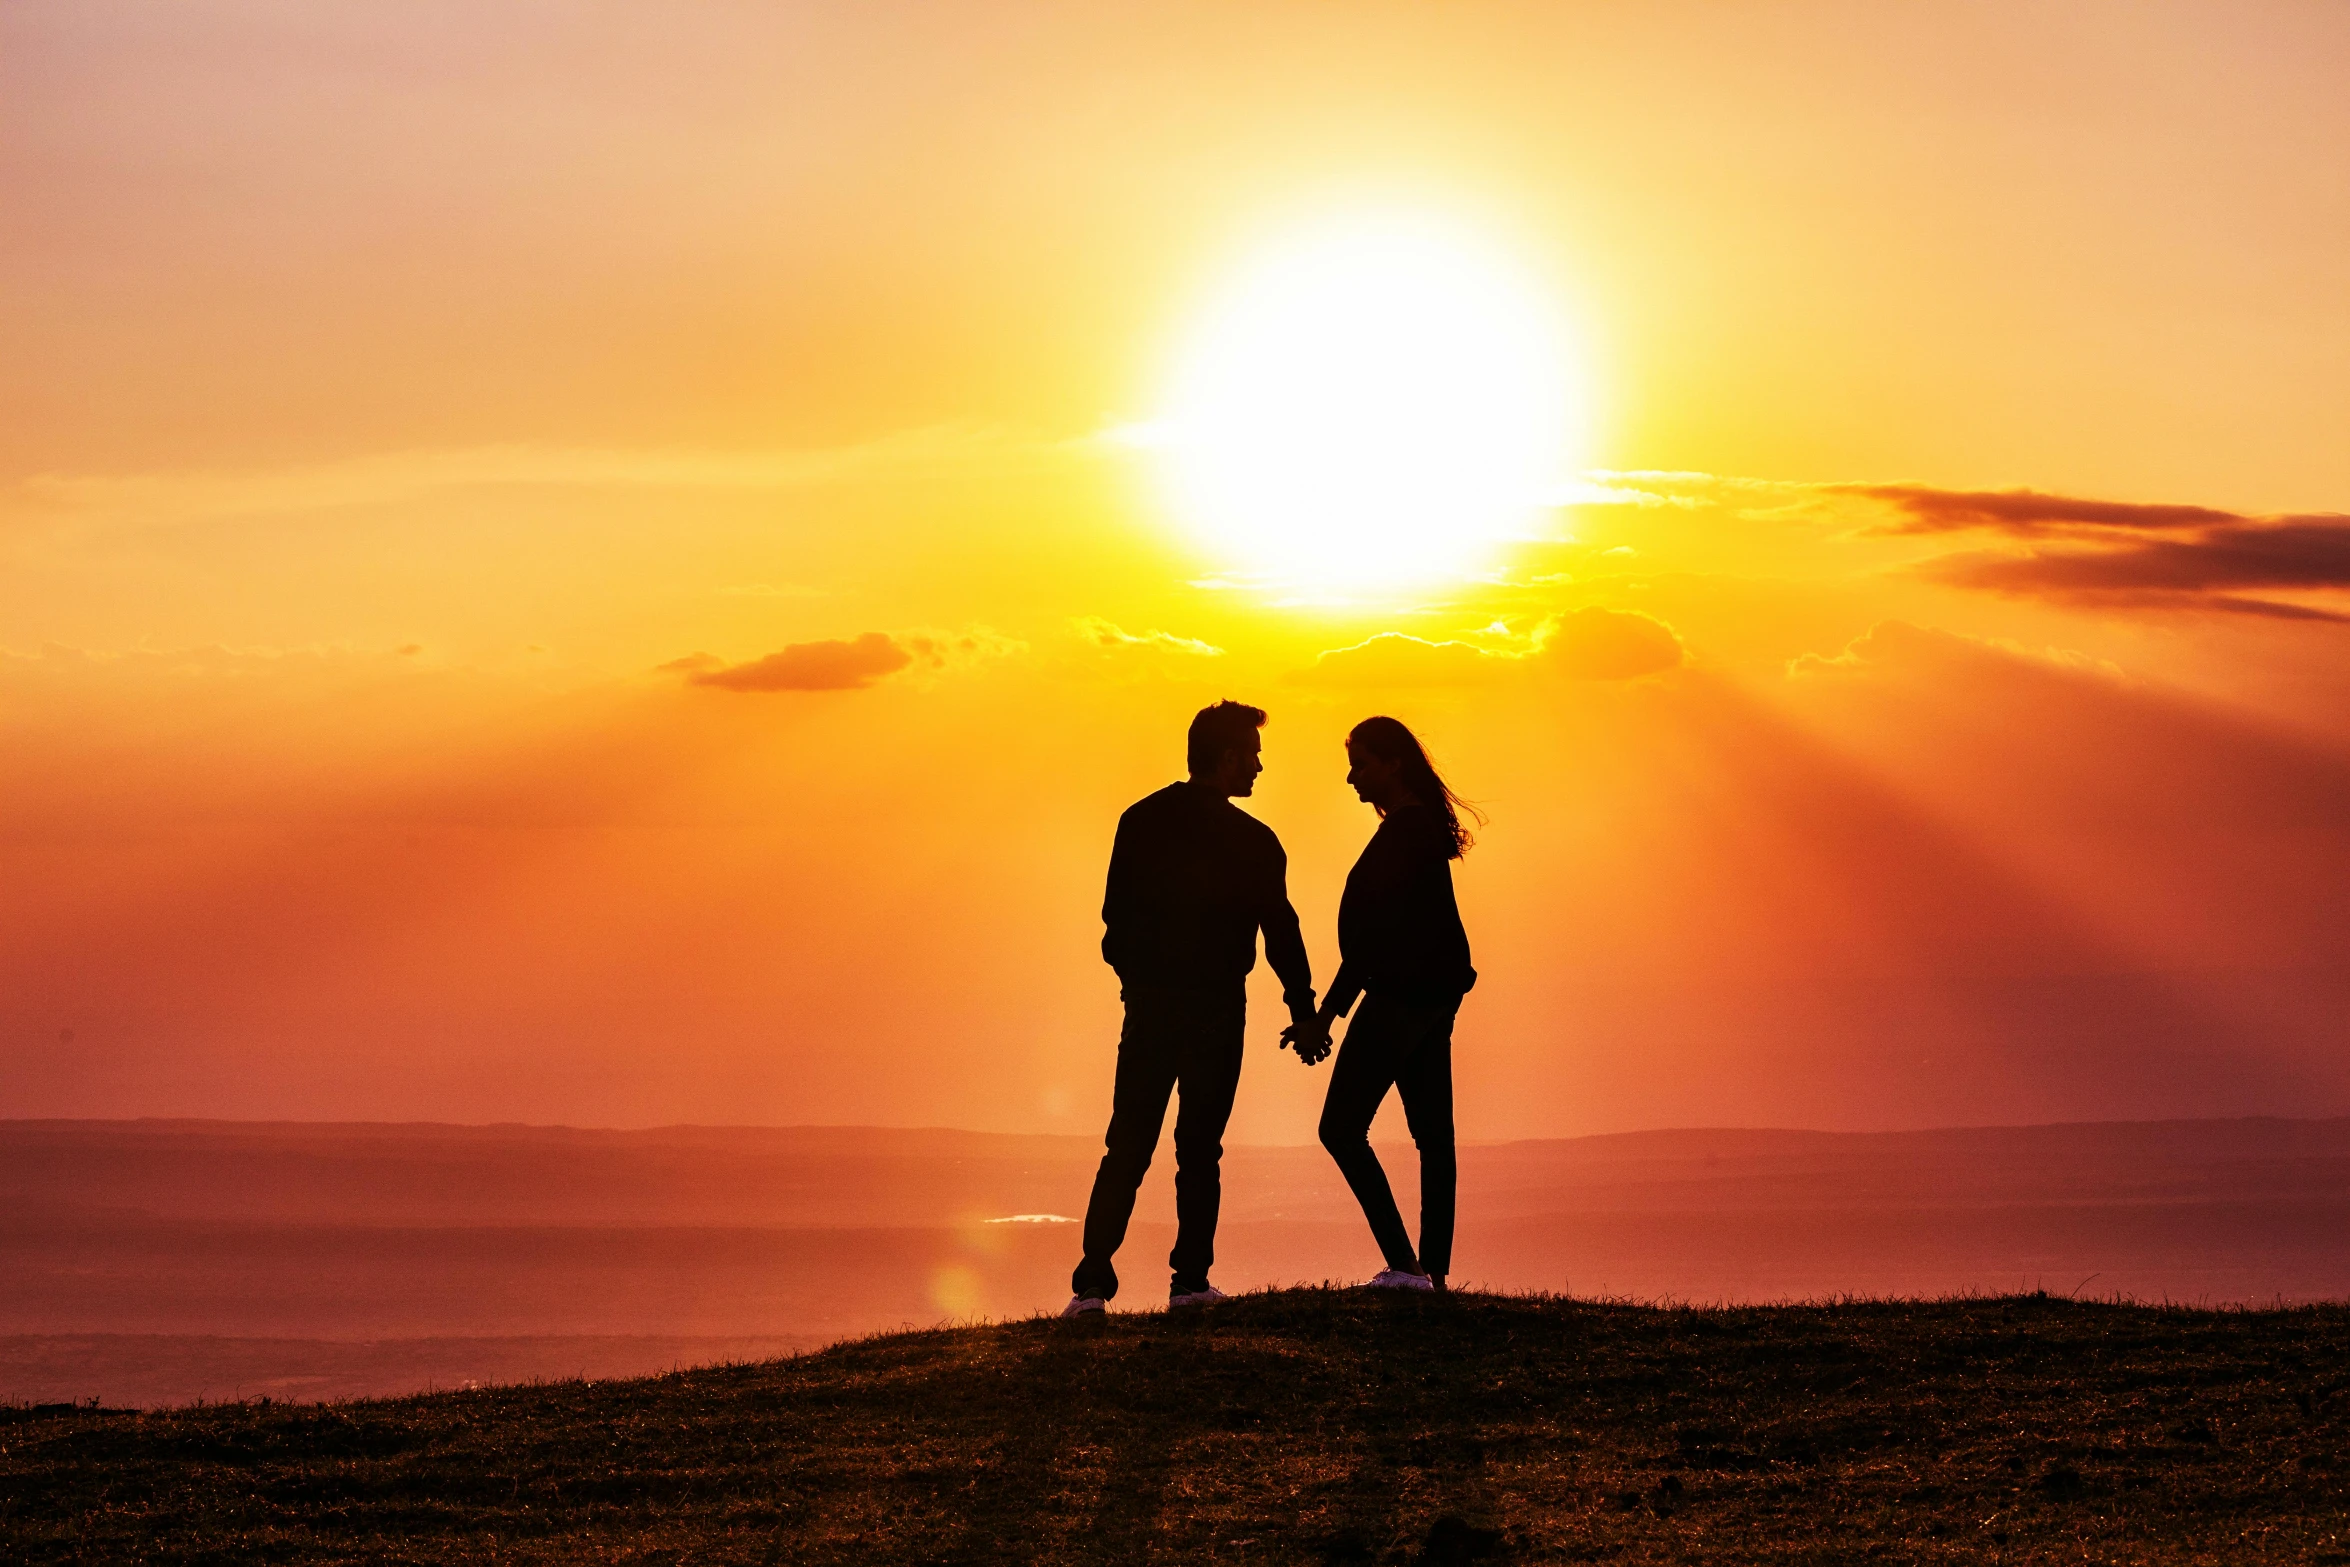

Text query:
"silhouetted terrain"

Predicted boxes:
[[5, 1290, 2347, 1564], [6, 1117, 2349, 1406]]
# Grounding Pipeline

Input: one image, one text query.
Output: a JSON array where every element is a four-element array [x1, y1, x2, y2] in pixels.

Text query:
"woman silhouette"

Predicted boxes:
[[1293, 716, 1479, 1291]]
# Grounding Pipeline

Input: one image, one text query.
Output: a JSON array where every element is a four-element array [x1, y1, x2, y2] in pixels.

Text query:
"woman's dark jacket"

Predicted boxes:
[[1326, 802, 1476, 1015]]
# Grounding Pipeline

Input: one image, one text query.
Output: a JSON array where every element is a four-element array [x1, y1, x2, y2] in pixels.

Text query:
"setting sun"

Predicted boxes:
[[1152, 213, 1584, 591]]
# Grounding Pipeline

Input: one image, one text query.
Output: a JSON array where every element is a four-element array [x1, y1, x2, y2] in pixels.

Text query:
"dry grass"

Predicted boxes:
[[5, 1288, 2349, 1563]]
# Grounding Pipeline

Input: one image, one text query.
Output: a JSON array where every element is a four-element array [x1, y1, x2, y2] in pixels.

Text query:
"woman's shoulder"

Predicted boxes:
[[1382, 803, 1455, 855]]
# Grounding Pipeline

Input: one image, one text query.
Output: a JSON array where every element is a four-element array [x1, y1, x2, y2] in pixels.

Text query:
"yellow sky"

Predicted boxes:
[[5, 1, 2349, 1137]]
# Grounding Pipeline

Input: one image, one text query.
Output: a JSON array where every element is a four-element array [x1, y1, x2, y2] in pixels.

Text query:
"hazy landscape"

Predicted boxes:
[[8, 1115, 2348, 1408]]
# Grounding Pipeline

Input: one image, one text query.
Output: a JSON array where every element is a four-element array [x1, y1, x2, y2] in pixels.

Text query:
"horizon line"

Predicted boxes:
[[4, 1110, 2344, 1146]]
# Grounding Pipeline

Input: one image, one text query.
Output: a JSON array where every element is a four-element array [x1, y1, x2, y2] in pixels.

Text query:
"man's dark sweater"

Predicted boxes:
[[1101, 781, 1313, 1003]]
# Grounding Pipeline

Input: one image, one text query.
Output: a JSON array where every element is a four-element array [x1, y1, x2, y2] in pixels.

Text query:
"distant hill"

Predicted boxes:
[[5, 1288, 2347, 1564], [7, 1116, 2350, 1407], [8, 1113, 2348, 1226]]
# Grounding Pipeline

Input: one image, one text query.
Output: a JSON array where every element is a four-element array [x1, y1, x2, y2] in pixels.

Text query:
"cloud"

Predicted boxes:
[[1537, 607, 1685, 680], [1550, 477, 1704, 510], [1510, 471, 2350, 622], [1789, 620, 2124, 682], [1297, 633, 1501, 687], [1297, 609, 1683, 687], [1920, 521, 2350, 620], [666, 627, 1023, 693], [1581, 470, 1806, 504], [1826, 481, 2350, 621], [1562, 470, 2300, 543], [1070, 617, 1223, 657], [667, 632, 912, 693], [894, 627, 1025, 669], [1838, 485, 2244, 536]]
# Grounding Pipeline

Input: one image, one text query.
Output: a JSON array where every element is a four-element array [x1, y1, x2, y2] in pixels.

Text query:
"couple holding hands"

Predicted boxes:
[[1064, 700, 1478, 1316]]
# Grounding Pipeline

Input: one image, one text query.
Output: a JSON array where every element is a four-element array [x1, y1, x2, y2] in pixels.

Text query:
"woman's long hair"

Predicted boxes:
[[1348, 716, 1483, 859]]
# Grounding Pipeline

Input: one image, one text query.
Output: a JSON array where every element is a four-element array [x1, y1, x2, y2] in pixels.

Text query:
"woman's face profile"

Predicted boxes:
[[1346, 740, 1404, 805]]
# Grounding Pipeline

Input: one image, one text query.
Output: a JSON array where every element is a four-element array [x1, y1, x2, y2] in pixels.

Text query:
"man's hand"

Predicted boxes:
[[1282, 1013, 1333, 1066]]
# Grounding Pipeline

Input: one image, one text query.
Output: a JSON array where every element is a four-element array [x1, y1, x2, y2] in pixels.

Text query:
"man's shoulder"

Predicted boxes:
[[1218, 799, 1285, 855], [1121, 781, 1192, 821], [1116, 782, 1200, 836], [1119, 784, 1282, 854]]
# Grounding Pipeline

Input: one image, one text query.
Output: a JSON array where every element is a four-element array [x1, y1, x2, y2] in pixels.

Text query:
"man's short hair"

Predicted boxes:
[[1187, 700, 1267, 776]]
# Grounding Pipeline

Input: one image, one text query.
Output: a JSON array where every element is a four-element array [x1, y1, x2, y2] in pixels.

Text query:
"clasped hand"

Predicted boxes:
[[1282, 1011, 1334, 1066]]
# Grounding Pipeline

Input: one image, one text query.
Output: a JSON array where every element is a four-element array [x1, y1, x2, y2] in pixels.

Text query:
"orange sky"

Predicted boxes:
[[5, 1, 2349, 1140]]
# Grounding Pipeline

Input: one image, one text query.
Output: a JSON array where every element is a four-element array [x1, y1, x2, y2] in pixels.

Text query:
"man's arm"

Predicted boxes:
[[1258, 841, 1317, 1025], [1100, 812, 1137, 974]]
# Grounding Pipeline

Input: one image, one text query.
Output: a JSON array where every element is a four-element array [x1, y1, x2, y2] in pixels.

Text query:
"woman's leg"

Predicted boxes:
[[1394, 1008, 1457, 1281], [1317, 996, 1420, 1272]]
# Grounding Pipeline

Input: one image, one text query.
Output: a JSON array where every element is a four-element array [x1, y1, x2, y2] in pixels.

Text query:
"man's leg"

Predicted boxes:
[[1317, 995, 1421, 1273], [1072, 996, 1179, 1301], [1167, 988, 1246, 1295], [1394, 1007, 1458, 1280]]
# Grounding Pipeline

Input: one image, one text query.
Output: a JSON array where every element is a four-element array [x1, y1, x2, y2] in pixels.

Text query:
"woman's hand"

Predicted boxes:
[[1281, 1014, 1333, 1066]]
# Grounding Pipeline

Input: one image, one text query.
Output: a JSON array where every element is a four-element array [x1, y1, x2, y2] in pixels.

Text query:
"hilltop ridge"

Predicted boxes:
[[6, 1288, 2348, 1563]]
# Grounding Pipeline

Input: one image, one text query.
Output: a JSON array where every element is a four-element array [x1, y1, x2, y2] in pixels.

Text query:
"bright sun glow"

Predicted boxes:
[[1154, 213, 1584, 591]]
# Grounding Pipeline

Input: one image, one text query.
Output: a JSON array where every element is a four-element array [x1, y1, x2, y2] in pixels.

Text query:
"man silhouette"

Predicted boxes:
[[1063, 700, 1318, 1316]]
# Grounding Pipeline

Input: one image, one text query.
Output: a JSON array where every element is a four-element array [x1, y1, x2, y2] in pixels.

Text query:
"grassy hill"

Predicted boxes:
[[6, 1289, 2349, 1564]]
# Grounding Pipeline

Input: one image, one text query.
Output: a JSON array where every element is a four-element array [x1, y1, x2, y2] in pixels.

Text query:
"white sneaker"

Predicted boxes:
[[1168, 1285, 1228, 1308], [1060, 1295, 1106, 1318], [1367, 1268, 1435, 1291]]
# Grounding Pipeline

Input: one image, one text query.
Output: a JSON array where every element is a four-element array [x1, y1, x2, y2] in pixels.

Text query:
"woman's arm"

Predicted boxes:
[[1319, 963, 1362, 1026]]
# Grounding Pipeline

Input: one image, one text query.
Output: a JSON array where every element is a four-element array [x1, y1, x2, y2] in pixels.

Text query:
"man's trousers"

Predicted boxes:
[[1071, 984, 1246, 1300]]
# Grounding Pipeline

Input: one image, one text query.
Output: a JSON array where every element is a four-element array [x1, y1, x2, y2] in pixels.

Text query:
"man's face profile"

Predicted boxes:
[[1208, 736, 1264, 798]]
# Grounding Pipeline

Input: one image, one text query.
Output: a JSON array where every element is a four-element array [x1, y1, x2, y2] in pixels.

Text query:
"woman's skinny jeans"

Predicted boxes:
[[1317, 992, 1458, 1277]]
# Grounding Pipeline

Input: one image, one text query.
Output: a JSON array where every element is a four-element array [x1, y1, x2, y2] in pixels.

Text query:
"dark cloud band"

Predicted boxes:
[[1841, 485, 2245, 535], [1843, 482, 2350, 620]]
